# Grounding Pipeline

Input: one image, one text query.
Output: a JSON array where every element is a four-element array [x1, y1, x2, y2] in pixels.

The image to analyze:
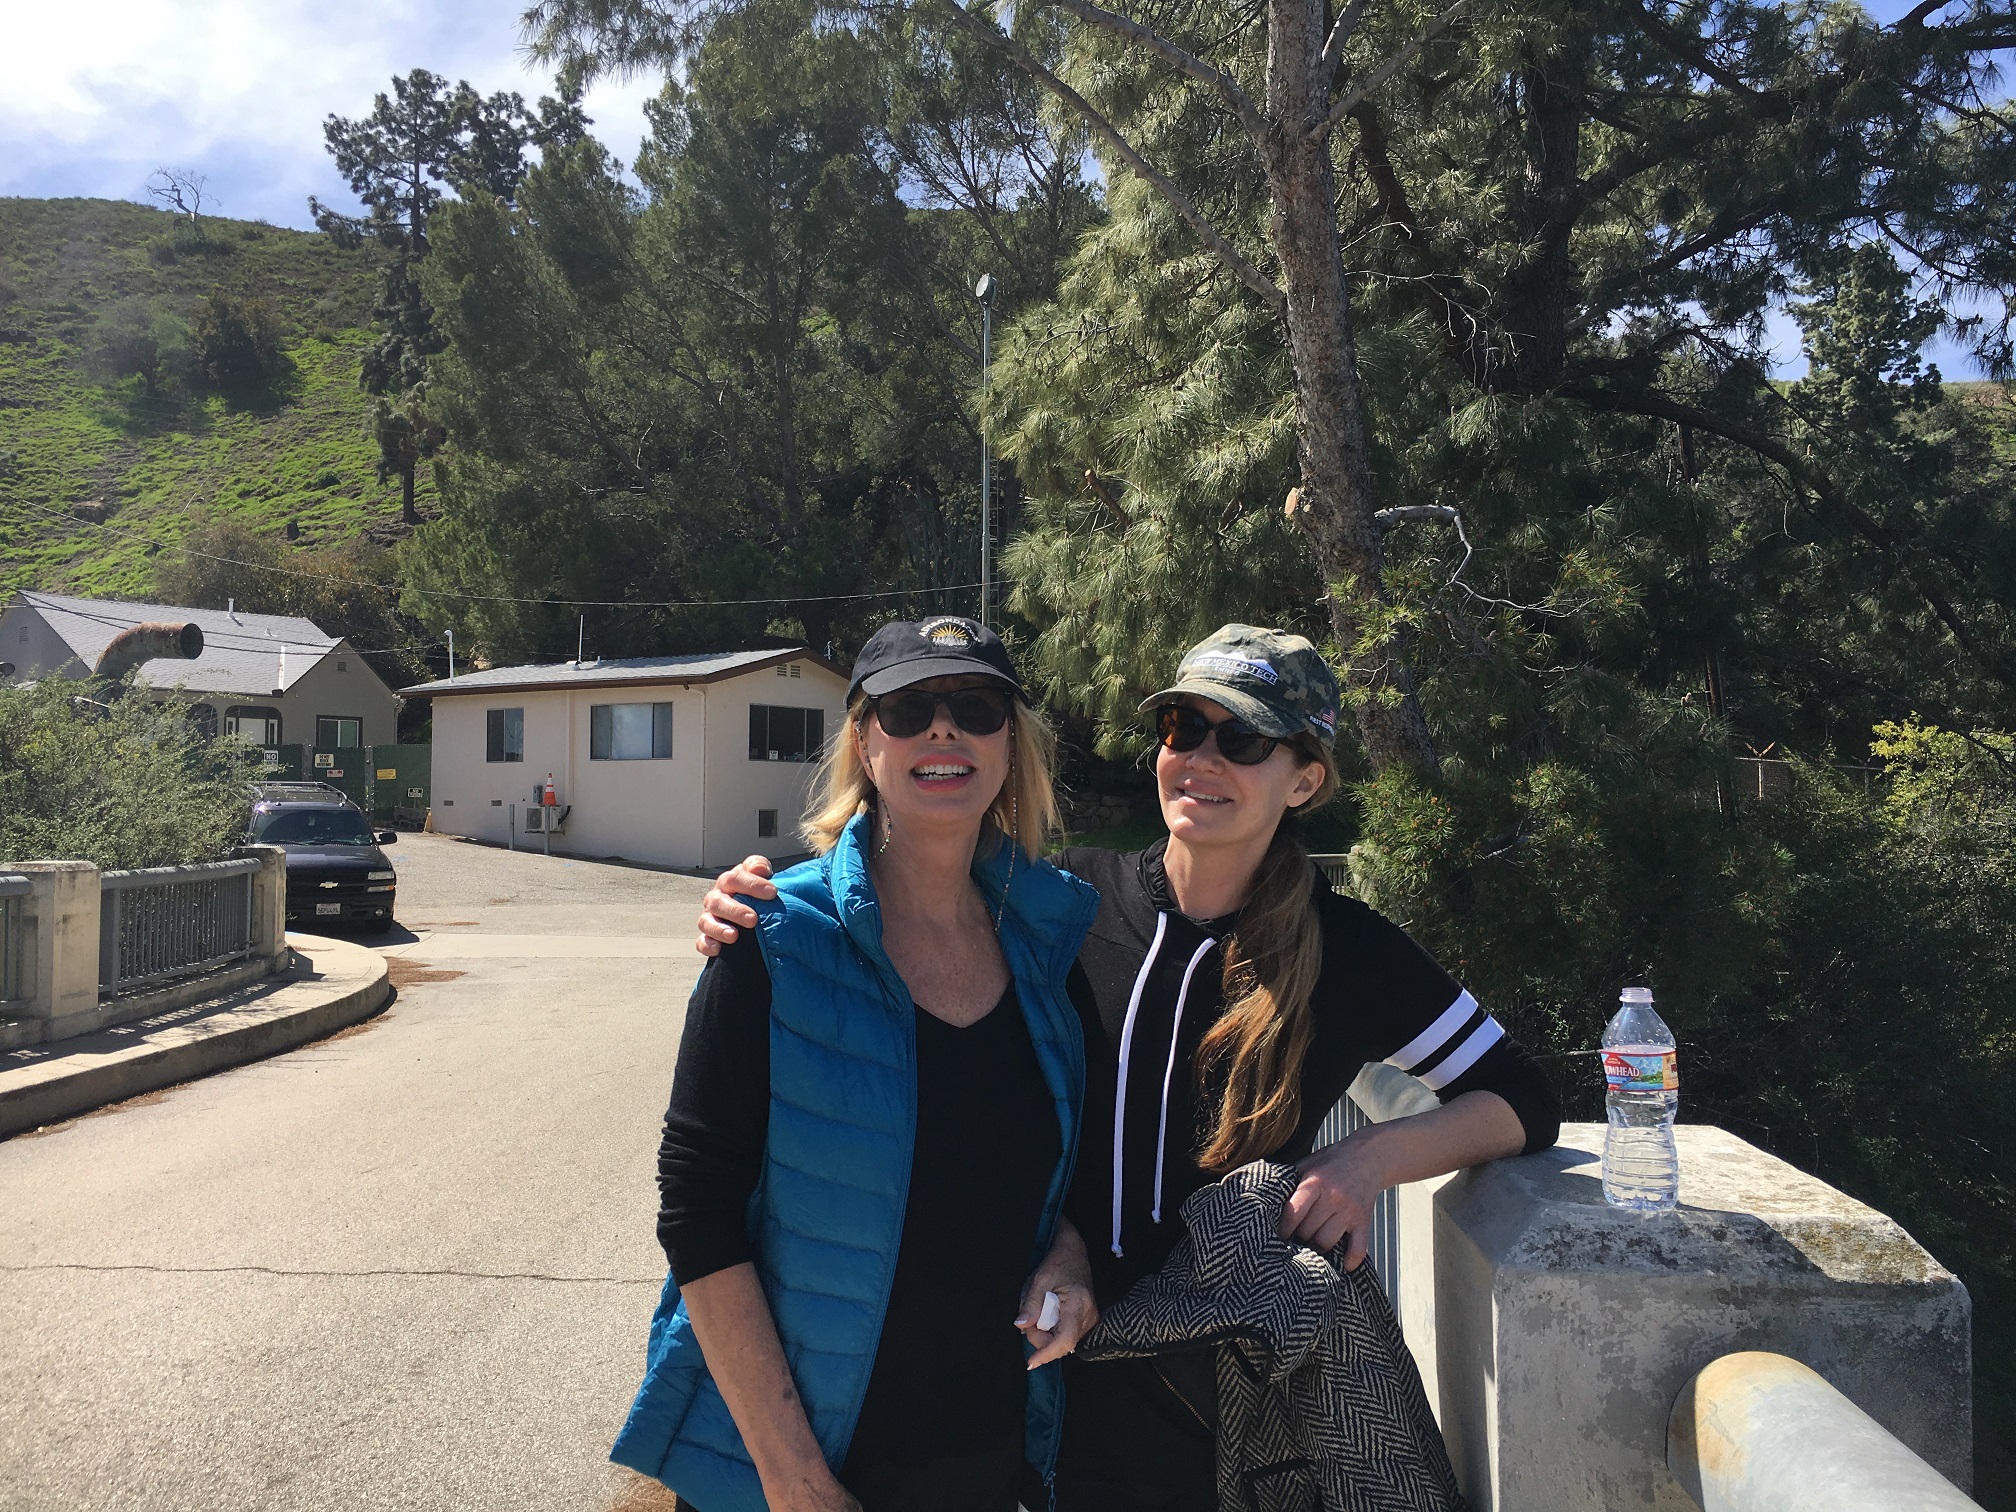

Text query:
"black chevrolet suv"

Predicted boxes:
[[247, 784, 399, 934]]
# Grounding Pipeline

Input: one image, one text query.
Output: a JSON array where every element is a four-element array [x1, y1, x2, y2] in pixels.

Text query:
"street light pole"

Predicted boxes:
[[975, 273, 997, 626]]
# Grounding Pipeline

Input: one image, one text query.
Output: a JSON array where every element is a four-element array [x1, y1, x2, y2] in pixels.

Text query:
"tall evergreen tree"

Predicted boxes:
[[532, 0, 2015, 776], [406, 0, 1096, 661], [313, 70, 590, 524]]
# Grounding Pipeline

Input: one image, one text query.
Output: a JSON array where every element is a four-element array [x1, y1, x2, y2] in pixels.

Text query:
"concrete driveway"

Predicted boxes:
[[0, 834, 710, 1511]]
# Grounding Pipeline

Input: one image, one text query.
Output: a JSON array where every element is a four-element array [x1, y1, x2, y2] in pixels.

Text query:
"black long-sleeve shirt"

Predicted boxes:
[[656, 930, 1069, 1482], [1053, 841, 1560, 1304]]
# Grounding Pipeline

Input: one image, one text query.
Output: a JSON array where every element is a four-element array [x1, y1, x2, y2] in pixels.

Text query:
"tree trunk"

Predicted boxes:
[[402, 459, 419, 526], [1264, 0, 1439, 774], [1502, 48, 1584, 391]]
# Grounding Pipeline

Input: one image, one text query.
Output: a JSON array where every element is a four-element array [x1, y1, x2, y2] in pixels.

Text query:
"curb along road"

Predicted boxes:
[[0, 933, 391, 1139]]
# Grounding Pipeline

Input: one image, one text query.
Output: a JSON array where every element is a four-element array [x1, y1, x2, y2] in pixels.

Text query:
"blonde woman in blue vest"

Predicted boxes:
[[612, 617, 1103, 1512]]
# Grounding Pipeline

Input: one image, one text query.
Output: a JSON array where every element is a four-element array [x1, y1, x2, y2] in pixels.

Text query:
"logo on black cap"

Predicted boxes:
[[919, 617, 976, 649]]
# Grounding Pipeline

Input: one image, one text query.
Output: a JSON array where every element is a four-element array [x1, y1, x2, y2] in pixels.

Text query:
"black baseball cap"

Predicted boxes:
[[847, 617, 1024, 702]]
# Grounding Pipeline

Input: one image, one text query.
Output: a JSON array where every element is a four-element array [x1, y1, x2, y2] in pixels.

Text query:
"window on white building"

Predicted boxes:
[[486, 707, 525, 763], [225, 705, 283, 745], [749, 705, 824, 762], [590, 702, 673, 760], [316, 715, 361, 748]]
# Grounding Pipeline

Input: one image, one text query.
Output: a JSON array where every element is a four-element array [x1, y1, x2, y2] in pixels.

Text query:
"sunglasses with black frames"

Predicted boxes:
[[867, 686, 1015, 739], [1152, 702, 1285, 765]]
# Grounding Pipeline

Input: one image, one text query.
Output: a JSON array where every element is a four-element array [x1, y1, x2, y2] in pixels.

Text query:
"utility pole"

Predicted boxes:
[[975, 273, 997, 626]]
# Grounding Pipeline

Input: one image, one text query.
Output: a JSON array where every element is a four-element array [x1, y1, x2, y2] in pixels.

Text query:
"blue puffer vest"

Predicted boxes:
[[611, 811, 1099, 1510]]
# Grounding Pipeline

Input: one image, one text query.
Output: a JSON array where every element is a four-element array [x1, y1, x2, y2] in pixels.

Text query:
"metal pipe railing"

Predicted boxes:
[[98, 858, 259, 995], [1669, 1352, 1980, 1511], [1308, 851, 1354, 895], [1316, 1087, 1404, 1313]]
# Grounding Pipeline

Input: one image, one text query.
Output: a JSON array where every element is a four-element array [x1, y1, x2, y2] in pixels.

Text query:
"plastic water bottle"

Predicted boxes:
[[1601, 986, 1679, 1211]]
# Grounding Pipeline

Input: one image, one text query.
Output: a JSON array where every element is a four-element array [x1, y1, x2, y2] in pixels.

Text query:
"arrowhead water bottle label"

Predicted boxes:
[[1603, 1049, 1678, 1092]]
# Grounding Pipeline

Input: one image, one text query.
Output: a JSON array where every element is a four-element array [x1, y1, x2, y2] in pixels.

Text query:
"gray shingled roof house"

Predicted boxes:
[[1, 589, 402, 750]]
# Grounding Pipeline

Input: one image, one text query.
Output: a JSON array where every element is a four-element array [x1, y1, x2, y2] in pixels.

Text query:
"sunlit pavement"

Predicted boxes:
[[0, 834, 705, 1511]]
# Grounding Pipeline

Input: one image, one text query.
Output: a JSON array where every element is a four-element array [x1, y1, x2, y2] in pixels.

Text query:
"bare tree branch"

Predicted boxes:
[[1046, 0, 1269, 140], [1320, 0, 1374, 77], [1314, 0, 1470, 141], [147, 168, 213, 238], [1377, 503, 1473, 591], [929, 0, 1285, 309]]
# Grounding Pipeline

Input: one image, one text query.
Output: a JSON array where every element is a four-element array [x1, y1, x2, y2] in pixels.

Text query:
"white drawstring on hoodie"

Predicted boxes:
[[1110, 911, 1219, 1256], [1152, 935, 1219, 1224]]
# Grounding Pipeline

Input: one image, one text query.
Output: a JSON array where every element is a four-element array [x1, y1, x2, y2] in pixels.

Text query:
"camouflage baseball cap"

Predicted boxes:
[[1139, 624, 1341, 741]]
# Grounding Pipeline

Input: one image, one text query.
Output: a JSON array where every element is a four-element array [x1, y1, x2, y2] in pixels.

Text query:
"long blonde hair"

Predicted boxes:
[[801, 691, 1060, 858], [1193, 732, 1341, 1172]]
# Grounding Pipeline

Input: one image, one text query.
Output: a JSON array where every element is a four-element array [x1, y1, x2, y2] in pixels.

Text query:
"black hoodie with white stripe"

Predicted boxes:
[[1054, 839, 1561, 1305]]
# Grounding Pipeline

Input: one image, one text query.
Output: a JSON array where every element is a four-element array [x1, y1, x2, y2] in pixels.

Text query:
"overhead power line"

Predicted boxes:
[[8, 498, 995, 610]]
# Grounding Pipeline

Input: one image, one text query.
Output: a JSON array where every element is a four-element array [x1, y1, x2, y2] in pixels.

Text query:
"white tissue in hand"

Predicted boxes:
[[1037, 1290, 1061, 1331]]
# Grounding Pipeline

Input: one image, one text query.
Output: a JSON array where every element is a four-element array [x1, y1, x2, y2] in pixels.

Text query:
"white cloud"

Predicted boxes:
[[0, 0, 662, 227]]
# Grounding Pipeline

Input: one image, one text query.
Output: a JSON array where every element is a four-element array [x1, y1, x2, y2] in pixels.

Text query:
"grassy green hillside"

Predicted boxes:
[[3, 198, 2007, 611], [0, 197, 431, 598]]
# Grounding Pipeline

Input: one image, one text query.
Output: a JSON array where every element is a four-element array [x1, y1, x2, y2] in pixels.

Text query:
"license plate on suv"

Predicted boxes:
[[316, 902, 342, 916]]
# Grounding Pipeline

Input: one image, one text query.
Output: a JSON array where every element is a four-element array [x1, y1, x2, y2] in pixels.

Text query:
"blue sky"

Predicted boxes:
[[1, 0, 1997, 376], [1, 2, 661, 231]]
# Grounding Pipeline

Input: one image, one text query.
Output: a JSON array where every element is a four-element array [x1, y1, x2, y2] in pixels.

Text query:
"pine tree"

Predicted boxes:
[[312, 70, 585, 525], [532, 0, 2016, 775], [406, 0, 1097, 661]]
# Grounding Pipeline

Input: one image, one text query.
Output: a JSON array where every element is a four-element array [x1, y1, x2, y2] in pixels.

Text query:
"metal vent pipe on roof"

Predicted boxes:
[[92, 621, 204, 686]]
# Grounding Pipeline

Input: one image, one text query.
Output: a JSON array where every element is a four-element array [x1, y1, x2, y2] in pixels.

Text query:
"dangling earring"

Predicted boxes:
[[878, 796, 894, 855], [1007, 731, 1020, 850]]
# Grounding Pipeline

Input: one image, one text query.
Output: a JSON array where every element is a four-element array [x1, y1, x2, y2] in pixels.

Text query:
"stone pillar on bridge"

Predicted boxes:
[[1415, 1121, 1970, 1511], [243, 844, 288, 967], [10, 861, 101, 1045]]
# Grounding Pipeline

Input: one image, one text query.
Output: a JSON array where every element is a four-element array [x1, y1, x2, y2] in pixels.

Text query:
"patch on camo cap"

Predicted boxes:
[[1140, 624, 1341, 741]]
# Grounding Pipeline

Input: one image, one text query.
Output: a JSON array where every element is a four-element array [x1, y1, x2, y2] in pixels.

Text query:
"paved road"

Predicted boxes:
[[0, 835, 711, 1511]]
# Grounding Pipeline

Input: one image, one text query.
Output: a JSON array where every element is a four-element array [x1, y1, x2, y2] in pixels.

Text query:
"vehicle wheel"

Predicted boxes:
[[363, 916, 395, 935]]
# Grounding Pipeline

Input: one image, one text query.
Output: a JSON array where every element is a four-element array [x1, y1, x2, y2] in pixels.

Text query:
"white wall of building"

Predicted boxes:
[[429, 687, 590, 849], [425, 659, 847, 871], [702, 660, 847, 867], [555, 686, 708, 865]]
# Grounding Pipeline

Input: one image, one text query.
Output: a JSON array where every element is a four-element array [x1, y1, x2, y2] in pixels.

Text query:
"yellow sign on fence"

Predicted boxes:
[[376, 768, 398, 780]]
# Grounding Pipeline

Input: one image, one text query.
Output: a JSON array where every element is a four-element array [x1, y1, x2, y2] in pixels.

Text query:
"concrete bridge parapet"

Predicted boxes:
[[1389, 1116, 1970, 1509]]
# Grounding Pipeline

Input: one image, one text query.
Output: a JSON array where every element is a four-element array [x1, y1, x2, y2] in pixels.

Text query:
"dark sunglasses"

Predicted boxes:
[[869, 686, 1015, 739], [1153, 702, 1283, 765]]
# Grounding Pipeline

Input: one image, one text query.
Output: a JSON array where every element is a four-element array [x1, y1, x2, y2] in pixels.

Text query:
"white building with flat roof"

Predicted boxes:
[[402, 649, 848, 870], [1, 589, 401, 749]]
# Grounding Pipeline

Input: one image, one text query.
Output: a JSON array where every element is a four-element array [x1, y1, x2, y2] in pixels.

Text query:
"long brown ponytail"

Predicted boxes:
[[1193, 734, 1339, 1173]]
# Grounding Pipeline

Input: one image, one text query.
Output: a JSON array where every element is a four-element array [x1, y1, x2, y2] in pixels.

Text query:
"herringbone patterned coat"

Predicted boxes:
[[1079, 1163, 1465, 1512]]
